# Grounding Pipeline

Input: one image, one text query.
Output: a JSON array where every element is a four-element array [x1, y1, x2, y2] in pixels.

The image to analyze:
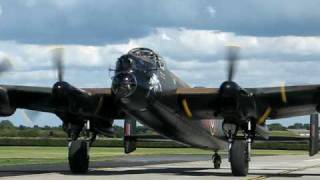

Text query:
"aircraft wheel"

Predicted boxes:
[[68, 140, 89, 174], [212, 153, 221, 169], [230, 140, 249, 176]]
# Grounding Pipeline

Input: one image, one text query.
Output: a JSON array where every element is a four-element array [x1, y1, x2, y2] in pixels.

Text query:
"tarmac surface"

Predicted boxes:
[[0, 154, 320, 179]]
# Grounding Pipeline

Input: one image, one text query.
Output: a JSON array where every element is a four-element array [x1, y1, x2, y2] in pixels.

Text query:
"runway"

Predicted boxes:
[[0, 154, 320, 179]]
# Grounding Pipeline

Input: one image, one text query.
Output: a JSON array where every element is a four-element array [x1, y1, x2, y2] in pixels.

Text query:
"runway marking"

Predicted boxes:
[[248, 176, 267, 180], [304, 158, 320, 162], [247, 163, 320, 180]]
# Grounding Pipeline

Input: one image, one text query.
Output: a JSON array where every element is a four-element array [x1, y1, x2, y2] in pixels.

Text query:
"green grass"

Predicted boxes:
[[251, 149, 306, 155], [0, 146, 308, 167], [270, 130, 298, 137]]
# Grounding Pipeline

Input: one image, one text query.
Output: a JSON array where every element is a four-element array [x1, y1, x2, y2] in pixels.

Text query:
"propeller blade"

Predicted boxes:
[[0, 57, 13, 74], [226, 45, 240, 81], [51, 47, 65, 82], [21, 110, 37, 127], [25, 110, 40, 120], [21, 110, 41, 127]]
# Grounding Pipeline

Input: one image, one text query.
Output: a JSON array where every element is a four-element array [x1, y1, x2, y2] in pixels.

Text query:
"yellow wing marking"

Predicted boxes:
[[257, 107, 272, 125], [280, 82, 287, 103], [182, 98, 193, 118]]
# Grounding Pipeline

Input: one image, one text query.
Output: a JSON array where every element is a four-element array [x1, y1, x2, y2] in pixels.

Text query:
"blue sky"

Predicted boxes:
[[0, 0, 320, 127]]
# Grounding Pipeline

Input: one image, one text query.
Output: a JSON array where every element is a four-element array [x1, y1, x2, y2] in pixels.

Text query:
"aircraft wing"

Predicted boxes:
[[175, 85, 320, 121], [0, 85, 123, 120], [175, 87, 220, 119], [2, 84, 320, 122], [1, 85, 54, 113], [250, 84, 320, 120]]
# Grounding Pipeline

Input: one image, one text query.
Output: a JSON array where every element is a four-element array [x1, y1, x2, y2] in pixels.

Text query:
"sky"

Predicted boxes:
[[0, 0, 320, 127]]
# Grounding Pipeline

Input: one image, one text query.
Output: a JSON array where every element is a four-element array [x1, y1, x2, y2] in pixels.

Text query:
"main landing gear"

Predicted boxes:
[[223, 120, 255, 176], [212, 151, 221, 169], [67, 121, 96, 174], [68, 140, 89, 173], [230, 140, 249, 176]]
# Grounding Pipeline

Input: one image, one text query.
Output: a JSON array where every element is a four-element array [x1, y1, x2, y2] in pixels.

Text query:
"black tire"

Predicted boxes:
[[214, 161, 221, 169], [68, 140, 89, 174], [230, 140, 249, 176], [212, 154, 221, 169]]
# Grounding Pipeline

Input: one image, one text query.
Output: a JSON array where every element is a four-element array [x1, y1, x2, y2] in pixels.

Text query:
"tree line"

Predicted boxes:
[[0, 120, 311, 138], [268, 123, 310, 131], [0, 120, 154, 138]]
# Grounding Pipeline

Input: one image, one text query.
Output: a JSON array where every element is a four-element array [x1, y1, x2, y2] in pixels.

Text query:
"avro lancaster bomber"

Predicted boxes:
[[0, 47, 319, 176]]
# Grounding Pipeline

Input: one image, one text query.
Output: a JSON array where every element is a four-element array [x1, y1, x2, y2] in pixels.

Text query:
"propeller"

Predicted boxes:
[[226, 45, 240, 82], [51, 47, 65, 82], [218, 45, 241, 99], [21, 110, 40, 127], [0, 57, 13, 75], [217, 45, 253, 125], [20, 48, 65, 127], [0, 57, 38, 127]]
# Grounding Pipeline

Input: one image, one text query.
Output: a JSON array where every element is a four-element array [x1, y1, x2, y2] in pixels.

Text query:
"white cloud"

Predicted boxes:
[[161, 32, 171, 41], [25, 0, 36, 8], [4, 70, 54, 81], [50, 0, 77, 8], [1, 28, 320, 89], [129, 28, 320, 61], [206, 6, 216, 18], [3, 0, 320, 45]]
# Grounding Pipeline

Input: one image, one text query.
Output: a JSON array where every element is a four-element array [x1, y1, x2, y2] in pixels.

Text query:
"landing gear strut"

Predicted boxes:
[[67, 120, 96, 174], [212, 151, 221, 169], [224, 120, 255, 176]]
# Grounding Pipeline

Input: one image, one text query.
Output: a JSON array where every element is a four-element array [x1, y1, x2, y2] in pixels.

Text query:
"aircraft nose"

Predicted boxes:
[[112, 72, 137, 98]]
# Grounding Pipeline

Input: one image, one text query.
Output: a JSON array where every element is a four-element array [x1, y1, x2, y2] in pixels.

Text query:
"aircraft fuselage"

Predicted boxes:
[[112, 48, 227, 150]]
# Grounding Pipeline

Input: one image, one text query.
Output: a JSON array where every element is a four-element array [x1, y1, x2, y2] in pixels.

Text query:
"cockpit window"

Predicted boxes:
[[129, 48, 156, 60], [129, 48, 160, 62], [116, 55, 133, 72], [157, 59, 165, 70], [128, 47, 165, 70]]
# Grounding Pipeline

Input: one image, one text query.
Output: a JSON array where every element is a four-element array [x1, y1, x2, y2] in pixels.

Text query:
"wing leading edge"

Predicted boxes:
[[175, 85, 320, 121], [0, 85, 123, 120], [2, 84, 320, 123]]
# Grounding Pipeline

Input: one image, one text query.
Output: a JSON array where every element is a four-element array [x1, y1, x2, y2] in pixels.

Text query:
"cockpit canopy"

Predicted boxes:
[[128, 48, 162, 62], [116, 48, 165, 73]]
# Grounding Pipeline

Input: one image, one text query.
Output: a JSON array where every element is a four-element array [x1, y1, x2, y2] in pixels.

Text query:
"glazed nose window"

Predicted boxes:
[[112, 72, 137, 98]]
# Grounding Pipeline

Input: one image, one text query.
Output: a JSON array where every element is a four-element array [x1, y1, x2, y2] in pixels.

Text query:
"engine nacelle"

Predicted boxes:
[[52, 81, 93, 113], [0, 88, 16, 116], [218, 81, 257, 125]]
